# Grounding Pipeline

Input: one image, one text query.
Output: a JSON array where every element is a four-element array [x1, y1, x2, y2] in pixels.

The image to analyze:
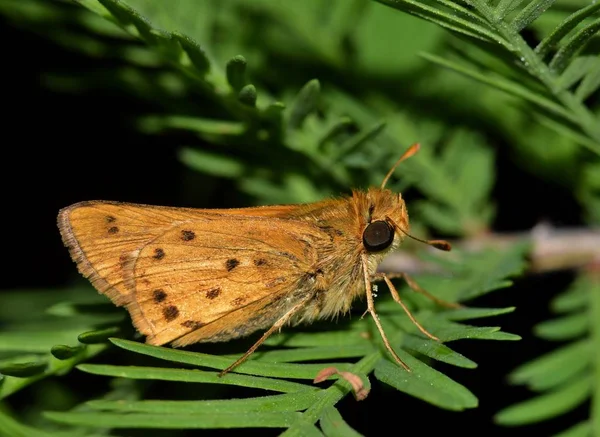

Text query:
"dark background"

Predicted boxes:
[[1, 18, 586, 436]]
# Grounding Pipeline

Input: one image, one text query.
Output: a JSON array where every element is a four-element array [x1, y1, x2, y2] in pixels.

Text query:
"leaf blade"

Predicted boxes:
[[374, 355, 478, 411], [319, 406, 364, 437], [495, 375, 591, 425], [77, 364, 314, 394], [45, 411, 300, 429], [87, 391, 322, 413]]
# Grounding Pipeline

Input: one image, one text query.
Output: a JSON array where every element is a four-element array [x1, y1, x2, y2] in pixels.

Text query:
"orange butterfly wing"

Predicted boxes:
[[58, 201, 330, 346]]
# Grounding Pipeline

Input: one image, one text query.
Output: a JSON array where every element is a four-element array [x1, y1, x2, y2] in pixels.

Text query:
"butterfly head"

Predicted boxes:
[[359, 187, 409, 256]]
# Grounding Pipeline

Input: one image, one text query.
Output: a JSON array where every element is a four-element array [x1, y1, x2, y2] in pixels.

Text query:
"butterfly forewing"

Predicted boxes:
[[58, 201, 329, 346]]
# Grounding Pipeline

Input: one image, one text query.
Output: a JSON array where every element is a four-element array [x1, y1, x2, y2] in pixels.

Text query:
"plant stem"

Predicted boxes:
[[380, 223, 600, 274], [282, 351, 382, 436]]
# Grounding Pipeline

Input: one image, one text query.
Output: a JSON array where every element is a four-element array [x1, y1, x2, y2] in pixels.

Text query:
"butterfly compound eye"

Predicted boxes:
[[362, 221, 394, 252]]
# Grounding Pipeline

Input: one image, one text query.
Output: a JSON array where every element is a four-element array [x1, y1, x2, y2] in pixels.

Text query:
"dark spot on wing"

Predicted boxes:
[[181, 230, 195, 241], [163, 305, 179, 321], [181, 320, 205, 329], [108, 226, 119, 234], [232, 297, 246, 307], [153, 289, 167, 303], [106, 215, 116, 223], [153, 248, 165, 260], [226, 258, 240, 271], [254, 258, 268, 266], [206, 288, 221, 299]]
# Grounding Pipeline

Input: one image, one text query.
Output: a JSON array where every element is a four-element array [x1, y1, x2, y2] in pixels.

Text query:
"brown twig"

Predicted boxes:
[[379, 223, 600, 275]]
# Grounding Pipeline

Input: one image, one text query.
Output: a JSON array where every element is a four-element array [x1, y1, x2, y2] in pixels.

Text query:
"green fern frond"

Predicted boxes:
[[376, 0, 600, 154], [495, 273, 600, 434], [9, 241, 525, 433], [0, 288, 116, 401]]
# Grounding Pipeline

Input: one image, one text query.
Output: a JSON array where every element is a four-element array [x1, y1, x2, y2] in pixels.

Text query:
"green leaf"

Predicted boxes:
[[45, 410, 300, 429], [512, 0, 557, 32], [554, 421, 591, 437], [0, 344, 106, 400], [421, 53, 574, 123], [495, 375, 591, 426], [0, 360, 47, 377], [238, 84, 257, 107], [77, 326, 121, 344], [0, 409, 74, 437], [263, 330, 371, 348], [575, 56, 600, 101], [179, 148, 245, 178], [401, 335, 477, 369], [319, 406, 364, 437], [50, 345, 87, 360], [283, 420, 326, 437], [549, 17, 600, 74], [495, 0, 526, 20], [172, 31, 210, 75], [0, 330, 89, 353], [551, 281, 589, 313], [508, 340, 591, 391], [97, 0, 150, 36], [460, 243, 529, 300], [249, 345, 374, 363], [533, 313, 588, 340], [556, 56, 597, 90], [109, 338, 352, 379], [438, 307, 516, 321], [226, 54, 247, 91], [140, 115, 245, 137], [332, 121, 386, 162], [535, 2, 600, 57], [431, 242, 528, 302], [287, 79, 320, 129], [375, 357, 478, 411], [87, 391, 322, 413], [398, 128, 496, 235], [415, 202, 464, 235], [375, 0, 509, 46], [78, 364, 314, 394], [426, 320, 520, 342]]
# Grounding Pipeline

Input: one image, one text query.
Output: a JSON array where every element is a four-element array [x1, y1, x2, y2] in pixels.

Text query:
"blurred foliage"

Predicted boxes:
[[495, 272, 600, 436], [0, 0, 599, 435]]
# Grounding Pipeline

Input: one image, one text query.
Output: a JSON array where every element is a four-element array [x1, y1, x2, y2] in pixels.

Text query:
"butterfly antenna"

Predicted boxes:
[[387, 216, 451, 251], [380, 143, 421, 189]]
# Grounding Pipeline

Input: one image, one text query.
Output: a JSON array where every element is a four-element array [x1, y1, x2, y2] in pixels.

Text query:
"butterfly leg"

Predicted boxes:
[[376, 272, 462, 309], [361, 253, 411, 372], [219, 293, 316, 377], [372, 272, 439, 341]]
